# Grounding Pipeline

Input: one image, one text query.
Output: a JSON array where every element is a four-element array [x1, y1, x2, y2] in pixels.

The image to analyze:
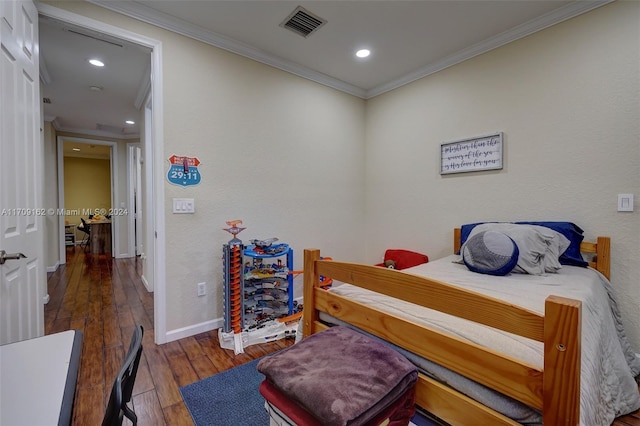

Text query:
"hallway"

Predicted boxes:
[[45, 248, 289, 425]]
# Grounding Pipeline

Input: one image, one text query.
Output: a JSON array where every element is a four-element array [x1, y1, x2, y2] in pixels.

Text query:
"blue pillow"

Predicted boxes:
[[459, 221, 588, 268], [462, 231, 519, 276]]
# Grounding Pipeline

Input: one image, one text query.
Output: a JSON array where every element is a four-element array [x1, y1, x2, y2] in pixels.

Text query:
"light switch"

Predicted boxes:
[[617, 194, 633, 212], [173, 198, 195, 214]]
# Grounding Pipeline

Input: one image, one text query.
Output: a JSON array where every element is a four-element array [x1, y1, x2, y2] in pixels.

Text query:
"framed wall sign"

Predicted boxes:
[[440, 132, 503, 175]]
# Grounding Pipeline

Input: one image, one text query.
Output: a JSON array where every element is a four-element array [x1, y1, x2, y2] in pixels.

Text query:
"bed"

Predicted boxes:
[[301, 225, 640, 426]]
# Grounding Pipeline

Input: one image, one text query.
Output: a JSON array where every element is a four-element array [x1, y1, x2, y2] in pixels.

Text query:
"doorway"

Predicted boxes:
[[38, 3, 167, 343], [57, 138, 117, 260]]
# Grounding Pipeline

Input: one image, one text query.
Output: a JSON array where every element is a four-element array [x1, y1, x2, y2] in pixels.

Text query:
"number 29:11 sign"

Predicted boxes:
[[168, 154, 202, 187], [440, 132, 503, 175]]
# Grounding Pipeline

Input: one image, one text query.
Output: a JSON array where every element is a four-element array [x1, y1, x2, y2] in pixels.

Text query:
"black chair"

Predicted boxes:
[[102, 325, 144, 426], [77, 218, 91, 250]]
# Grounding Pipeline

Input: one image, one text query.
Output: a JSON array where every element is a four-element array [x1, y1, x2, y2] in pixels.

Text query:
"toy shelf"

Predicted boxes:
[[243, 243, 294, 328]]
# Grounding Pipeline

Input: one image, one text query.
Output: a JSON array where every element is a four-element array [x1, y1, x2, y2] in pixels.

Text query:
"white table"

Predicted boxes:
[[0, 330, 83, 425]]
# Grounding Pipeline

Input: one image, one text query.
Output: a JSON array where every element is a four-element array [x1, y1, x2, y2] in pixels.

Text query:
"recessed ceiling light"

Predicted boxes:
[[125, 120, 135, 125], [72, 148, 81, 152], [89, 59, 104, 67], [356, 49, 370, 58]]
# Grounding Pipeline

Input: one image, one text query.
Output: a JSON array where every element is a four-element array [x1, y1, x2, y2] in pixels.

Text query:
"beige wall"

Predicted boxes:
[[63, 156, 111, 229], [161, 24, 366, 332], [365, 1, 640, 349]]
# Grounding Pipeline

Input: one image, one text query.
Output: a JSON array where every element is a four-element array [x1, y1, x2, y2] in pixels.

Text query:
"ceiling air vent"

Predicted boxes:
[[280, 6, 326, 38]]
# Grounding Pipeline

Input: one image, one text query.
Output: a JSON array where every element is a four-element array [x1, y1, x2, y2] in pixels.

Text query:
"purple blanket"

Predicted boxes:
[[257, 326, 418, 426]]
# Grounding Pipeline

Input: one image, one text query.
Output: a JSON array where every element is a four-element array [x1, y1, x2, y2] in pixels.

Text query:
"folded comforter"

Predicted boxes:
[[257, 326, 418, 426]]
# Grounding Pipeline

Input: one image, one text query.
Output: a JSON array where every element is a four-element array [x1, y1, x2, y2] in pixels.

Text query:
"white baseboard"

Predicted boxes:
[[164, 318, 224, 344], [46, 262, 60, 273], [141, 274, 152, 292], [163, 299, 305, 344]]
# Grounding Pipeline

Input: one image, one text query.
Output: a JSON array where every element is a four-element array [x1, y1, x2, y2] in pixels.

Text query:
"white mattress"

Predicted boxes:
[[324, 255, 640, 426]]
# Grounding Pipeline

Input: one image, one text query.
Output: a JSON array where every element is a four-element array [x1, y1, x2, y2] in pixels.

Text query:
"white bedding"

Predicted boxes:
[[326, 255, 640, 426]]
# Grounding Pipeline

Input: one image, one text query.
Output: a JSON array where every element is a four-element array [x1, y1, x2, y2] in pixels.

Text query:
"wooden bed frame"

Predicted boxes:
[[302, 230, 610, 426]]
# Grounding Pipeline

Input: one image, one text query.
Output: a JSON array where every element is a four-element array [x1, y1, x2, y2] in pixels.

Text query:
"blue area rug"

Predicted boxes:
[[180, 358, 268, 426], [180, 357, 443, 425]]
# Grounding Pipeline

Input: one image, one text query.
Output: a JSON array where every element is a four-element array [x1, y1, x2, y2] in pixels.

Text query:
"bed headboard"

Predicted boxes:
[[453, 228, 611, 280]]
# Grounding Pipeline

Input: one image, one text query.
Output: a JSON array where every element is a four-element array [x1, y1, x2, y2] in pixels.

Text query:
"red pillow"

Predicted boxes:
[[380, 249, 428, 270]]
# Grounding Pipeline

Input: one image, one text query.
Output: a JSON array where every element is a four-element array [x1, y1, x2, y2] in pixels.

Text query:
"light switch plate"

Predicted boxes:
[[617, 194, 634, 212], [173, 198, 195, 214]]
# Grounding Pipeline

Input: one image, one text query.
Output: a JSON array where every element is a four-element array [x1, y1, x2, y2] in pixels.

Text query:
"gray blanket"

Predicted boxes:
[[257, 326, 418, 426]]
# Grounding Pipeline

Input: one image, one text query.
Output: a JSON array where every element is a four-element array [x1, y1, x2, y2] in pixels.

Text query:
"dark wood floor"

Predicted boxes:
[[46, 247, 639, 426], [45, 246, 292, 425]]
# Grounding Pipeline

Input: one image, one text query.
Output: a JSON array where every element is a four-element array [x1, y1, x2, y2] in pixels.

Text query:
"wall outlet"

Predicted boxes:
[[197, 282, 206, 297]]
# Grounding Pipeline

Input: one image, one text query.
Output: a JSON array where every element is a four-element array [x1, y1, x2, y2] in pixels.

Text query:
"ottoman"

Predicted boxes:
[[257, 326, 418, 426]]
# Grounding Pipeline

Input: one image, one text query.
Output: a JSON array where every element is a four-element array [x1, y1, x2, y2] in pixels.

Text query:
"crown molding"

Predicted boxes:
[[51, 120, 140, 140], [88, 0, 612, 100], [366, 0, 613, 99], [47, 115, 136, 139]]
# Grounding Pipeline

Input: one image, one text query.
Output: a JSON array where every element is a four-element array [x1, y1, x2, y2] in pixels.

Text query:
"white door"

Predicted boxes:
[[0, 0, 45, 345]]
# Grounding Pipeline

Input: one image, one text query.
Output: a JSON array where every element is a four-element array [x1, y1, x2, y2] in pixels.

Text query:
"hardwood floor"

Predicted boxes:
[[46, 247, 639, 426], [45, 247, 292, 425]]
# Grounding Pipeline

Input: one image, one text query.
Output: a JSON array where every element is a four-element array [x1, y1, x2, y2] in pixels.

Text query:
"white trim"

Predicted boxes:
[[126, 142, 139, 258], [87, 0, 611, 100], [165, 318, 224, 344], [52, 124, 140, 140], [141, 274, 151, 292], [141, 100, 154, 294], [56, 140, 66, 265], [46, 262, 59, 273], [38, 3, 167, 345], [151, 43, 167, 343]]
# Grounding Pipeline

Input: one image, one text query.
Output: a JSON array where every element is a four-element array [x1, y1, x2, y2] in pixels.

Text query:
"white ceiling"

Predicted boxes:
[[39, 0, 610, 138]]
